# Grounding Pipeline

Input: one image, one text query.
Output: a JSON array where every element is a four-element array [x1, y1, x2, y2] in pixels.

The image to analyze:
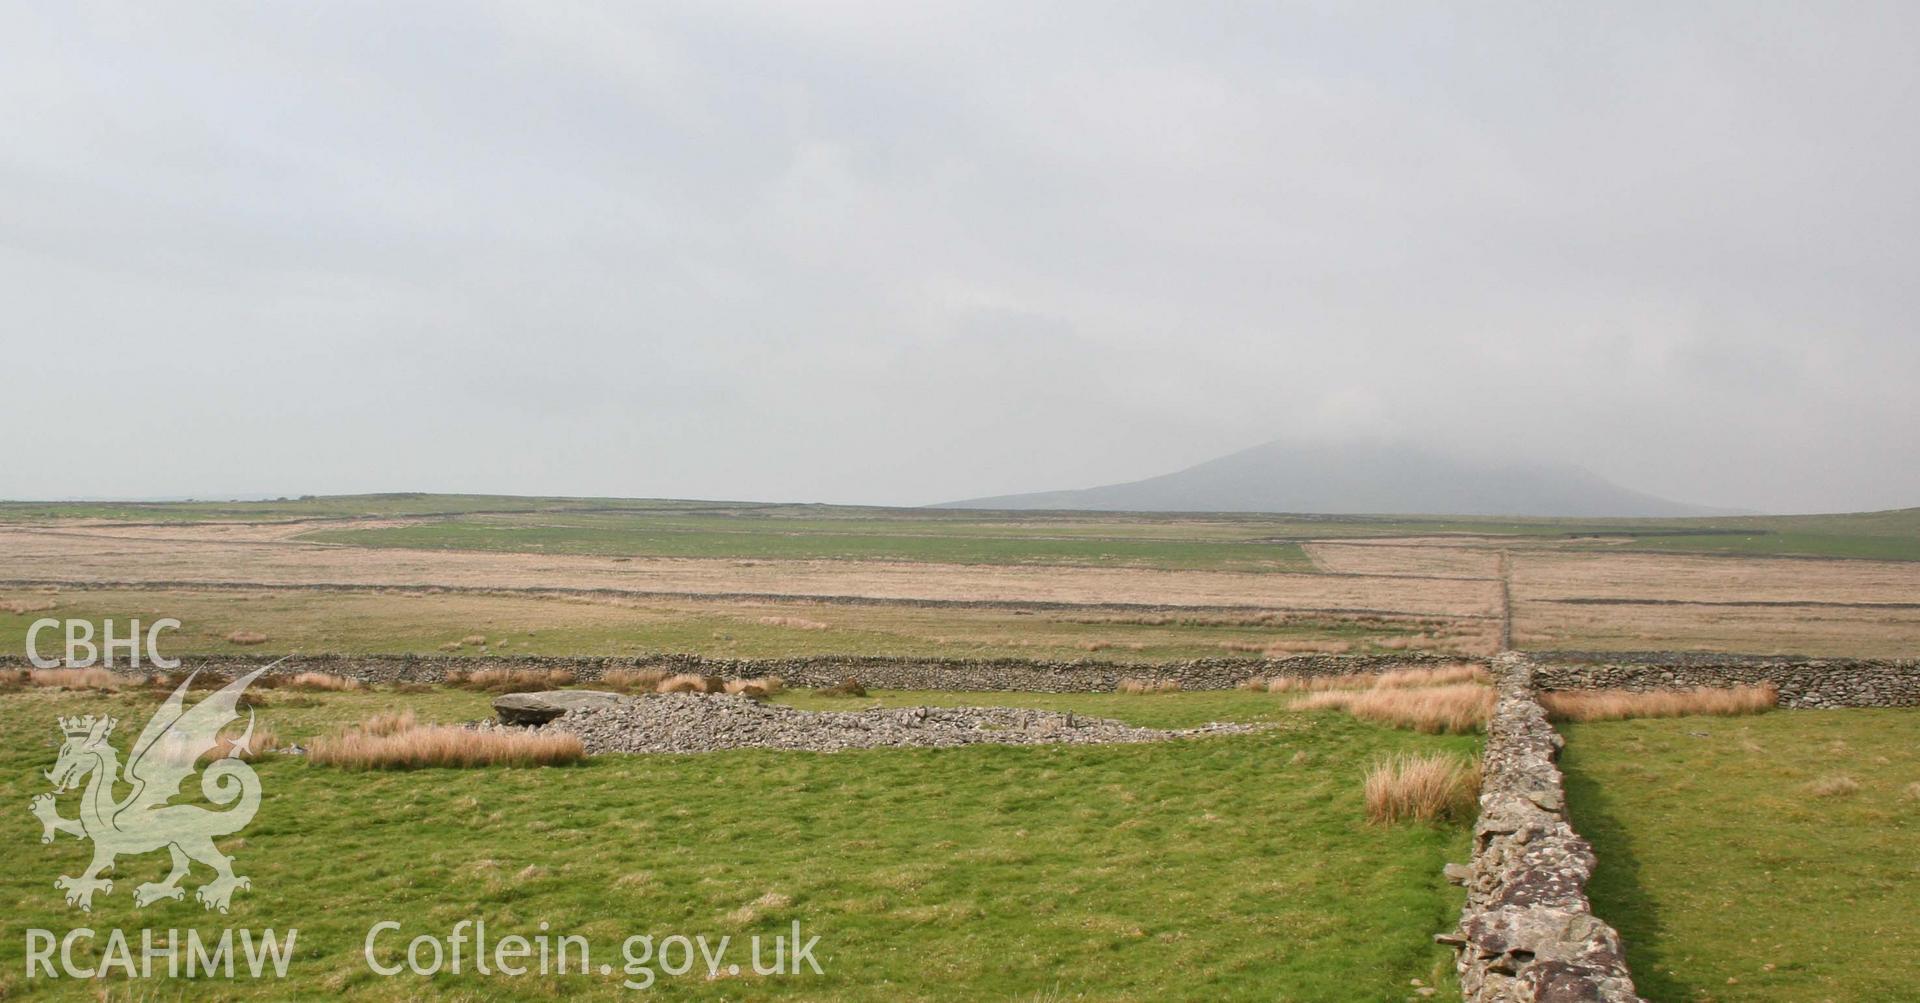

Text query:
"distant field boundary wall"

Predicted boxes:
[[0, 651, 1472, 692], [1531, 650, 1920, 708], [0, 577, 1495, 620]]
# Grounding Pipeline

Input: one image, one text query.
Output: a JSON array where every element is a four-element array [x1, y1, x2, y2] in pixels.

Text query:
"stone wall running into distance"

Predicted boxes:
[[1440, 653, 1645, 1002], [1532, 652, 1920, 708], [1, 651, 1470, 692]]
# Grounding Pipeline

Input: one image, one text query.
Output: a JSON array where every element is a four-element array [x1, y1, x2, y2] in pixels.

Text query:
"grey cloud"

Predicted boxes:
[[1, 1, 1915, 511]]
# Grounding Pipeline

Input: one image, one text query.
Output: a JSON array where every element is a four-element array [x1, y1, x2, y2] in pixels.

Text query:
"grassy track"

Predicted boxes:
[[1561, 710, 1920, 1002], [0, 687, 1472, 1000]]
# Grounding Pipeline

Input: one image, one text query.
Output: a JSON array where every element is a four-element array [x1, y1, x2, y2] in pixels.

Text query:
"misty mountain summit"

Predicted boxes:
[[943, 440, 1710, 517]]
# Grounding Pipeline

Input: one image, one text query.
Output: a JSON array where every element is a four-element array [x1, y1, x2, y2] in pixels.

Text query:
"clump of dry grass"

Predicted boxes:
[[3, 598, 59, 614], [1364, 753, 1481, 824], [1903, 782, 1920, 802], [225, 630, 269, 646], [1806, 774, 1861, 798], [601, 667, 669, 692], [461, 634, 490, 646], [1371, 663, 1489, 688], [756, 615, 829, 631], [446, 668, 576, 693], [309, 726, 584, 770], [358, 710, 419, 737], [1295, 684, 1494, 734], [1116, 677, 1181, 695], [723, 676, 784, 698], [655, 673, 728, 694], [816, 678, 868, 698], [29, 667, 124, 690], [210, 725, 282, 760], [1540, 685, 1777, 723], [1260, 639, 1353, 656], [288, 671, 362, 692], [149, 669, 235, 691]]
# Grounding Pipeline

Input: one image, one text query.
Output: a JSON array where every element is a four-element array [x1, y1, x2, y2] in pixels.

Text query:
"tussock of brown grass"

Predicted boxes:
[[288, 671, 362, 692], [1371, 663, 1489, 688], [1260, 639, 1353, 656], [149, 669, 234, 691], [1903, 782, 1920, 802], [461, 634, 490, 646], [1295, 684, 1494, 734], [309, 726, 584, 770], [210, 725, 281, 760], [723, 676, 784, 698], [1116, 677, 1181, 695], [600, 667, 669, 692], [816, 678, 868, 698], [1806, 774, 1860, 798], [438, 641, 463, 652], [757, 616, 829, 631], [1252, 663, 1489, 695], [1365, 753, 1481, 824], [225, 630, 269, 646], [1540, 685, 1777, 723], [29, 668, 122, 690], [656, 673, 727, 694], [447, 668, 576, 693], [3, 598, 59, 614], [358, 710, 420, 737]]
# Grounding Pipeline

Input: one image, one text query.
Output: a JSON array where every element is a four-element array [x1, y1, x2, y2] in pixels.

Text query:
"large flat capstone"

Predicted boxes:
[[493, 690, 627, 725]]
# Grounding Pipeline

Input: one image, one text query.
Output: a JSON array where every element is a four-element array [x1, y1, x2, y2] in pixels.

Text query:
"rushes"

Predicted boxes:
[[1294, 685, 1494, 734], [445, 668, 576, 693], [1247, 663, 1488, 694], [288, 671, 362, 692], [1539, 685, 1777, 723], [26, 668, 122, 690], [1806, 774, 1860, 798], [309, 727, 583, 770], [1364, 754, 1481, 824], [723, 676, 784, 698], [1116, 677, 1182, 695], [600, 668, 669, 692], [309, 710, 582, 769]]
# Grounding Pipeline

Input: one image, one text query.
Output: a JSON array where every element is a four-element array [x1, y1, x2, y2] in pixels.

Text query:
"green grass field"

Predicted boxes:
[[295, 512, 1318, 572], [0, 686, 1473, 1000], [1561, 710, 1920, 1003], [9, 493, 1916, 563]]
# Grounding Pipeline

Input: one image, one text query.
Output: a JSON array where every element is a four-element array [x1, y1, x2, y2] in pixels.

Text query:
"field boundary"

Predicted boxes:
[[0, 577, 1497, 619], [0, 650, 1472, 692], [1441, 653, 1645, 1001]]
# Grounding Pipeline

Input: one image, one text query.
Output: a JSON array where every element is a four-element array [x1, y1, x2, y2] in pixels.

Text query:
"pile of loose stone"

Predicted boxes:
[[487, 691, 1253, 755]]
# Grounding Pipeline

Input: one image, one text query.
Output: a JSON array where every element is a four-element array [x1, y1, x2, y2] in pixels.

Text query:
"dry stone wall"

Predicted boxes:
[[1532, 651, 1920, 708], [1441, 653, 1645, 1003], [1, 651, 1470, 692]]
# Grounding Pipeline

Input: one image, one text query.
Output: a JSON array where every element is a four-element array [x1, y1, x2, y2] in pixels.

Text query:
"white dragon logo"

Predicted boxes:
[[29, 666, 270, 913]]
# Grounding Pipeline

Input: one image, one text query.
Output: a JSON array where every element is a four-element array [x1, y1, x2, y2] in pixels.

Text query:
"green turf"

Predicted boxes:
[[295, 512, 1316, 572], [9, 493, 1919, 562], [0, 686, 1472, 1000], [1560, 709, 1920, 1003]]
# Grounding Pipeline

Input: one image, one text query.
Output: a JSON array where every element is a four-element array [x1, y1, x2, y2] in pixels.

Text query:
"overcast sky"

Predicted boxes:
[[2, 2, 1916, 513]]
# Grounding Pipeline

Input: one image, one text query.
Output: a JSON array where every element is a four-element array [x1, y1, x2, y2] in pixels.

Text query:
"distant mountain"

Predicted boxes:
[[941, 440, 1714, 517]]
